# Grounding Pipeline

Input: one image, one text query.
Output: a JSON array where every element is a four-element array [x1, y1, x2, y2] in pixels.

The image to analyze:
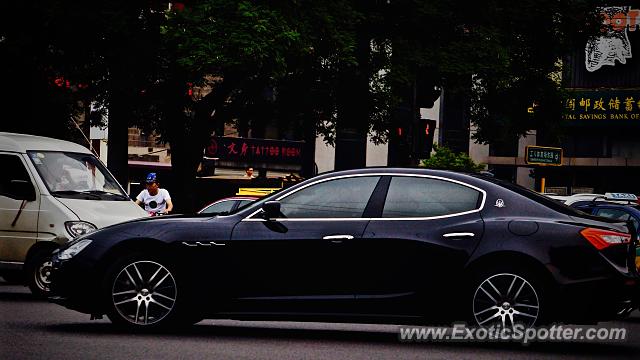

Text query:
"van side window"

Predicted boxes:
[[0, 154, 32, 198]]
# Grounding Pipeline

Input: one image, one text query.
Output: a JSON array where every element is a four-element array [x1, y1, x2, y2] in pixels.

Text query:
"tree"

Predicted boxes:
[[1, 1, 604, 211], [421, 144, 485, 172]]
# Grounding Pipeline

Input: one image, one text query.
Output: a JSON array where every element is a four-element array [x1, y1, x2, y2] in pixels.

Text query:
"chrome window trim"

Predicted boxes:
[[242, 173, 487, 222]]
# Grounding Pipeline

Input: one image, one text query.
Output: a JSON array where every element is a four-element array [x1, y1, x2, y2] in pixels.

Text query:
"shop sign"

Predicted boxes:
[[586, 6, 639, 72], [562, 90, 640, 121], [205, 137, 304, 165]]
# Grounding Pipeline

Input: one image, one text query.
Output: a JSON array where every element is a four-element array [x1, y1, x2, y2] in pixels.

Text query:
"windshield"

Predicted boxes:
[[27, 151, 128, 200]]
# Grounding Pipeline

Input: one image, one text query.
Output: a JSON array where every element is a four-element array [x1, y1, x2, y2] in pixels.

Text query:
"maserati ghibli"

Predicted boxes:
[[49, 168, 639, 330]]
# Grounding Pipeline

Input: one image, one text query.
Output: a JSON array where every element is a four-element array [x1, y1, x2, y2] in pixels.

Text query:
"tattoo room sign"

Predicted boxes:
[[205, 137, 304, 165]]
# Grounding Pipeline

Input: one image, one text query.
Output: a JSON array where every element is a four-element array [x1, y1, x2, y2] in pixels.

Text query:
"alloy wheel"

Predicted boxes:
[[472, 273, 540, 328], [111, 260, 177, 325]]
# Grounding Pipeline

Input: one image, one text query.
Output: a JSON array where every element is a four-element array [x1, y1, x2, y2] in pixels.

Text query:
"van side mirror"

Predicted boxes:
[[9, 180, 36, 201], [261, 201, 282, 220]]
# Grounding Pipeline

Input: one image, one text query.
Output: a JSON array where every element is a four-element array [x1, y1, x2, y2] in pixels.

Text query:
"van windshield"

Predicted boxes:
[[27, 151, 128, 200]]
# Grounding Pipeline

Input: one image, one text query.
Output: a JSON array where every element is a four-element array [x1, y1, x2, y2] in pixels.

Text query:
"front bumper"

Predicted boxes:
[[48, 255, 104, 315]]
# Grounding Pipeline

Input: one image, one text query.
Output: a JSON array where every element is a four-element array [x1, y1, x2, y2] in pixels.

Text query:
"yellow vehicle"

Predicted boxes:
[[236, 188, 280, 197]]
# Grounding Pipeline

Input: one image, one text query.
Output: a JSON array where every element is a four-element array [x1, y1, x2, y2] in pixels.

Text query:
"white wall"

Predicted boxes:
[[314, 136, 336, 174], [314, 135, 389, 174], [516, 131, 536, 190], [366, 136, 388, 167]]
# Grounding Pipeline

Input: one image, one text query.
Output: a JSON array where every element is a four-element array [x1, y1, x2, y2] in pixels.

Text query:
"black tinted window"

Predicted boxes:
[[238, 200, 254, 208], [279, 176, 380, 218], [595, 208, 631, 221], [201, 200, 236, 214], [0, 154, 31, 198], [383, 176, 480, 218], [471, 174, 587, 217]]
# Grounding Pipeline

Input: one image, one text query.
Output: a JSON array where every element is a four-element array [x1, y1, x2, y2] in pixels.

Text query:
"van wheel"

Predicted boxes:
[[26, 248, 55, 298]]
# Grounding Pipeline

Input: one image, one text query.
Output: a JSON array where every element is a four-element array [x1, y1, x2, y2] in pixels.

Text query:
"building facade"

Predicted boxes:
[[470, 6, 640, 195]]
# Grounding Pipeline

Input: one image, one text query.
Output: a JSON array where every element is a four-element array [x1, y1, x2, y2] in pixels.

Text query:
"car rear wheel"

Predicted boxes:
[[105, 255, 185, 329], [470, 270, 545, 328]]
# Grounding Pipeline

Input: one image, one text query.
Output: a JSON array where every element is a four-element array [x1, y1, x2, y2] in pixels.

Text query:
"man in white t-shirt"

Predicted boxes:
[[135, 173, 173, 215]]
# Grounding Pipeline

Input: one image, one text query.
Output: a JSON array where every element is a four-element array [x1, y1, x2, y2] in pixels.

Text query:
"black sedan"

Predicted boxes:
[[49, 168, 639, 330]]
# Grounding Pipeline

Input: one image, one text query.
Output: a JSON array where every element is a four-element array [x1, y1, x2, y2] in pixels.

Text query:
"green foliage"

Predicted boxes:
[[0, 0, 605, 182], [421, 144, 485, 172]]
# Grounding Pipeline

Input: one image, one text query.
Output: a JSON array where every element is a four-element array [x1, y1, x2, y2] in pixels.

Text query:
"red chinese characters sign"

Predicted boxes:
[[206, 137, 304, 165]]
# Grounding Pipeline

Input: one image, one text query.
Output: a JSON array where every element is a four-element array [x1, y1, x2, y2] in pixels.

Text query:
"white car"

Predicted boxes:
[[544, 192, 638, 206], [0, 132, 148, 296]]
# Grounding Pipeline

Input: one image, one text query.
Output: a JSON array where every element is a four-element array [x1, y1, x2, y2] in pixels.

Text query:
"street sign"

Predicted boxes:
[[525, 146, 563, 166]]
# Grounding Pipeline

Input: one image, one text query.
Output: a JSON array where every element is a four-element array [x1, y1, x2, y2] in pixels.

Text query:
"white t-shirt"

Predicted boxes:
[[137, 189, 171, 213]]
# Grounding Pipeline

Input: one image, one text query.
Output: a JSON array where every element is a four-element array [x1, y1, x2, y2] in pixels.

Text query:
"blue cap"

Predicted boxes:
[[146, 172, 157, 183]]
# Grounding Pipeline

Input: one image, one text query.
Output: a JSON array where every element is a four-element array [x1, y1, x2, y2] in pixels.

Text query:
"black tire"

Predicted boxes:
[[468, 265, 548, 328], [25, 247, 55, 298], [103, 253, 193, 330]]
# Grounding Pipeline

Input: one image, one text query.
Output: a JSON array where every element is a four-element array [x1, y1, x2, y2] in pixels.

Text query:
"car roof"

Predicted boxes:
[[0, 132, 91, 154], [313, 167, 483, 181]]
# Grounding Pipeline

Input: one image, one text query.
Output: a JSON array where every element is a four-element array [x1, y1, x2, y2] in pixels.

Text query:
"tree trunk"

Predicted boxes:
[[300, 114, 317, 178], [166, 77, 239, 213], [106, 78, 131, 189], [334, 26, 370, 170]]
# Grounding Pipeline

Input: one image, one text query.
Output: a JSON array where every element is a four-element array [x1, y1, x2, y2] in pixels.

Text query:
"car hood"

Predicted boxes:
[[57, 198, 149, 228]]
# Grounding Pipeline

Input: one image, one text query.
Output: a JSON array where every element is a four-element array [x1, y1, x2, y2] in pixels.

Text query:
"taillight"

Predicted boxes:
[[580, 228, 631, 250]]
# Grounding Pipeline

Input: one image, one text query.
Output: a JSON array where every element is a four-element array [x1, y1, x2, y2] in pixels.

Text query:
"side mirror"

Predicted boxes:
[[261, 201, 281, 220], [9, 180, 36, 201]]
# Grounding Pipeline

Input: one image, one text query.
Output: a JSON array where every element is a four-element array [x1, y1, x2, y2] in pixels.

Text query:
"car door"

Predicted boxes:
[[228, 175, 383, 313], [356, 174, 485, 317], [0, 153, 40, 265]]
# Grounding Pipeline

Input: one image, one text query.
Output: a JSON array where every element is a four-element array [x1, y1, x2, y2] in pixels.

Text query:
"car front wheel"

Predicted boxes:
[[105, 256, 182, 329]]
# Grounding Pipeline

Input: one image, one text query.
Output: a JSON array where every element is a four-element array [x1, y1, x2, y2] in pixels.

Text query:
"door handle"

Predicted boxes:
[[181, 241, 226, 247], [442, 232, 475, 238], [322, 235, 354, 243]]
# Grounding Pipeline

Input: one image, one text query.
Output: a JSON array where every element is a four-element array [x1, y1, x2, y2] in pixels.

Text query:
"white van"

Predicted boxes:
[[0, 132, 148, 296]]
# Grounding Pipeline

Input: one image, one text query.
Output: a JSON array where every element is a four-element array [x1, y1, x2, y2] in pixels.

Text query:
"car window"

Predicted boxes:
[[595, 208, 632, 222], [0, 154, 32, 199], [470, 174, 589, 217], [237, 200, 254, 208], [383, 176, 481, 218], [201, 200, 236, 214], [278, 176, 380, 218]]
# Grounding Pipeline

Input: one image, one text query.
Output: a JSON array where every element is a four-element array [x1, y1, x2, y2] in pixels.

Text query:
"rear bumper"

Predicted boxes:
[[554, 275, 639, 323]]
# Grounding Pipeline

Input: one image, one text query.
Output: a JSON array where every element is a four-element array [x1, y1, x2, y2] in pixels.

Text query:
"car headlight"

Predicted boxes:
[[57, 239, 93, 260], [65, 221, 97, 238]]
